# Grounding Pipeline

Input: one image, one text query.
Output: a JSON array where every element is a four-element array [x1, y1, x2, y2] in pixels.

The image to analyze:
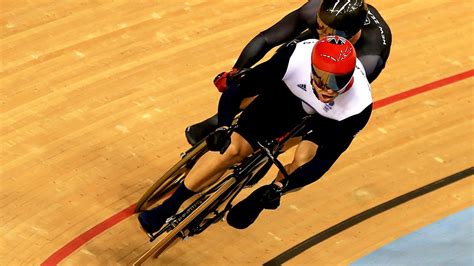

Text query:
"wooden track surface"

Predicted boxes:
[[1, 0, 473, 265]]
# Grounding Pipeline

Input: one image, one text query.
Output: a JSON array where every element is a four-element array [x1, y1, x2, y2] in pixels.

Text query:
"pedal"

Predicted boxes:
[[144, 217, 176, 243], [165, 216, 179, 230], [177, 230, 190, 240], [138, 222, 160, 242], [214, 210, 226, 223], [148, 232, 158, 242], [230, 164, 240, 171]]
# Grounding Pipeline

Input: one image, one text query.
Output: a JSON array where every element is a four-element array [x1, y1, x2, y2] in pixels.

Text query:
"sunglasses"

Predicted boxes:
[[311, 66, 353, 93]]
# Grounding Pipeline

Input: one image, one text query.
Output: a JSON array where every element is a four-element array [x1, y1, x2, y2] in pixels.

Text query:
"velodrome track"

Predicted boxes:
[[1, 0, 472, 265]]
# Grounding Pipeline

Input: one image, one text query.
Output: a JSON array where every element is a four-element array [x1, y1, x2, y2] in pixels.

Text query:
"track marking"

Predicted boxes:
[[41, 69, 474, 265]]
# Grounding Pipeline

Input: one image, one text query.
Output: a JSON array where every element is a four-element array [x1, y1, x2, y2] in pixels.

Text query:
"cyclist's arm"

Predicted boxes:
[[359, 54, 386, 83], [232, 0, 319, 69], [218, 43, 296, 126], [359, 5, 392, 83]]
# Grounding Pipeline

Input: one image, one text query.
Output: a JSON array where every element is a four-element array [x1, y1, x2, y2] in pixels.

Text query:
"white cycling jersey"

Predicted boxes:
[[282, 39, 372, 121]]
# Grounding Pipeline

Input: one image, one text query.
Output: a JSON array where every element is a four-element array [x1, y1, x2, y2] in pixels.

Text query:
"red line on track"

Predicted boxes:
[[41, 204, 136, 265], [41, 69, 473, 265], [373, 69, 474, 109]]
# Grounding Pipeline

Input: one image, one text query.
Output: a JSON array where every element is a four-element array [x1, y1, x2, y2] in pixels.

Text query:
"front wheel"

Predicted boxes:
[[135, 141, 208, 212], [133, 178, 236, 265]]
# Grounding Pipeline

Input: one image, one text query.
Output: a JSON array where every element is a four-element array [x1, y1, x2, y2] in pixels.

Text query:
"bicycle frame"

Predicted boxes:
[[134, 115, 312, 265], [153, 115, 311, 239]]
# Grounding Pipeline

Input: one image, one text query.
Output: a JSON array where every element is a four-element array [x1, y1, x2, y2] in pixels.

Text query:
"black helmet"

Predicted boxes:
[[318, 0, 368, 39]]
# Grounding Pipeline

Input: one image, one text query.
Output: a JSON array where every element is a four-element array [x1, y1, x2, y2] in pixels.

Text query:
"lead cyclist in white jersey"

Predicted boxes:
[[138, 36, 373, 233]]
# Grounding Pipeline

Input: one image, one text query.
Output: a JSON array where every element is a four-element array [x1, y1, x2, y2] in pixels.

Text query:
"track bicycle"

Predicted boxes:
[[133, 115, 311, 265]]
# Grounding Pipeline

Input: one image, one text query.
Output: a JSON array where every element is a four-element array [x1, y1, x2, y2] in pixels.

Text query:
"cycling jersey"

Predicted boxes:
[[233, 0, 391, 83], [234, 39, 372, 190], [217, 1, 390, 128]]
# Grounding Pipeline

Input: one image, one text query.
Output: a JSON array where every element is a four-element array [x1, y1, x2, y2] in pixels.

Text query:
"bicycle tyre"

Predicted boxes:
[[135, 141, 208, 212], [133, 177, 236, 265]]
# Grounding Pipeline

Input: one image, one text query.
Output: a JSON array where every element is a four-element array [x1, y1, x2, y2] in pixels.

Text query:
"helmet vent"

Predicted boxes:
[[326, 36, 346, 45]]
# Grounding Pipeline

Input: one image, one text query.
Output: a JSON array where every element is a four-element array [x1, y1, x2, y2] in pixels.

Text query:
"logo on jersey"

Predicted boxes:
[[297, 84, 307, 91], [364, 17, 370, 25], [323, 101, 335, 112]]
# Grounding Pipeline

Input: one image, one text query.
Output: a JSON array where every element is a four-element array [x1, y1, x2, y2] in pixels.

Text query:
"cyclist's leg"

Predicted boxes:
[[139, 132, 254, 234], [274, 140, 318, 184], [184, 132, 254, 191], [136, 141, 209, 212], [147, 85, 304, 232], [183, 84, 302, 196], [138, 182, 195, 233], [134, 177, 237, 265], [226, 94, 310, 229], [232, 139, 320, 224]]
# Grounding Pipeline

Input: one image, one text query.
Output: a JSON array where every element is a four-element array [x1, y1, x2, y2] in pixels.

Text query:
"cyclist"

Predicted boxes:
[[139, 36, 373, 233], [185, 0, 391, 145]]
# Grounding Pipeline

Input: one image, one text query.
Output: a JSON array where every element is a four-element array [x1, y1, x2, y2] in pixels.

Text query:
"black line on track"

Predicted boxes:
[[264, 167, 474, 266]]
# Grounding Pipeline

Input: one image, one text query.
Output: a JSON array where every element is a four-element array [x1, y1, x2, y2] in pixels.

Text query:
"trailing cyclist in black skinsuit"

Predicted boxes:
[[185, 0, 392, 145]]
